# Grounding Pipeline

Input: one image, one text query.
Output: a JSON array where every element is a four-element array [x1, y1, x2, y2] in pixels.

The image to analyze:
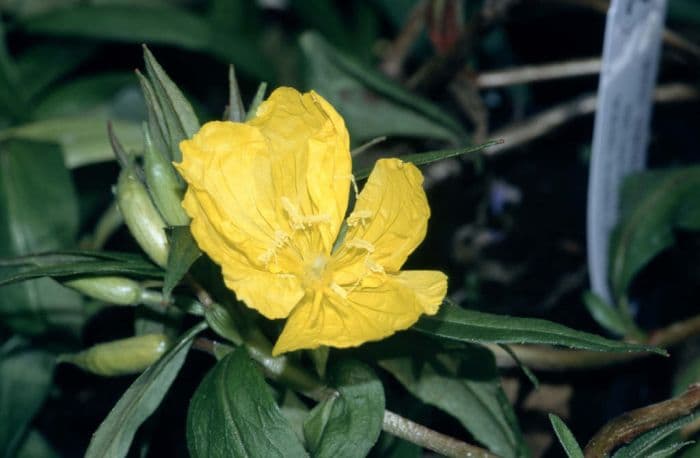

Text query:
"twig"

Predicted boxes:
[[379, 0, 428, 78], [484, 83, 699, 156], [186, 274, 213, 308], [490, 312, 700, 371], [383, 410, 501, 458], [192, 335, 496, 457], [351, 136, 387, 156], [476, 57, 601, 88], [584, 384, 700, 457], [450, 71, 489, 143]]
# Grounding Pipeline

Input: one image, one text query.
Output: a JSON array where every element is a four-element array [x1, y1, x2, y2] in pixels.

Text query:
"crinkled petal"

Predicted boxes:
[[333, 159, 430, 282], [249, 87, 351, 254], [182, 188, 304, 319], [271, 270, 447, 355]]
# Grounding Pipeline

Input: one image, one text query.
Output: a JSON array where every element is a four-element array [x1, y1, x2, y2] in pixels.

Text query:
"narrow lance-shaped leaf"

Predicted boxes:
[[549, 414, 584, 458], [85, 321, 207, 458], [413, 300, 665, 354], [354, 140, 499, 180], [300, 32, 466, 144], [143, 46, 200, 161]]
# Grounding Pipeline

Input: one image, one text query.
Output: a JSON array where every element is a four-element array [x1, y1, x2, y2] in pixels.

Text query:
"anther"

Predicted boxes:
[[347, 209, 372, 227], [346, 238, 375, 253]]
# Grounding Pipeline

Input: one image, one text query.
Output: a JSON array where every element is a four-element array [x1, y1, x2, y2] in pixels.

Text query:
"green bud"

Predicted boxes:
[[64, 276, 143, 305], [116, 166, 169, 267], [143, 125, 190, 226], [59, 334, 171, 376]]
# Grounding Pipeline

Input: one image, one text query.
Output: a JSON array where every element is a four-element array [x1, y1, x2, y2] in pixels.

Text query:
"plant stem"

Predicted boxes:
[[490, 312, 700, 371], [383, 410, 500, 458], [584, 384, 700, 457]]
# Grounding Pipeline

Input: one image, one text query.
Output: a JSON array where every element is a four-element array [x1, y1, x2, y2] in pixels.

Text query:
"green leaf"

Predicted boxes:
[[300, 32, 466, 144], [143, 46, 199, 161], [21, 5, 270, 80], [379, 347, 525, 458], [549, 414, 584, 458], [85, 321, 206, 458], [582, 291, 642, 337], [227, 65, 245, 122], [647, 441, 694, 458], [32, 72, 135, 119], [0, 21, 27, 121], [612, 412, 699, 458], [15, 43, 96, 102], [0, 259, 163, 287], [413, 300, 665, 354], [303, 359, 385, 458], [245, 82, 268, 121], [15, 430, 59, 458], [0, 139, 85, 335], [0, 116, 142, 168], [186, 347, 307, 458], [204, 303, 242, 346], [354, 141, 498, 180], [163, 226, 201, 298], [0, 338, 54, 458], [610, 166, 700, 300]]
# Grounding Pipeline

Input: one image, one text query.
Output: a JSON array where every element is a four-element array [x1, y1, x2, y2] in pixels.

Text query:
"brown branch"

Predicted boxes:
[[476, 57, 602, 88], [484, 83, 699, 156], [584, 384, 700, 457], [379, 0, 428, 79]]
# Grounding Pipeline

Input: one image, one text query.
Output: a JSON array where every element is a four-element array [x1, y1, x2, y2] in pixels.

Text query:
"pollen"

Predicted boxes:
[[346, 238, 375, 253], [347, 209, 372, 227], [258, 229, 290, 267]]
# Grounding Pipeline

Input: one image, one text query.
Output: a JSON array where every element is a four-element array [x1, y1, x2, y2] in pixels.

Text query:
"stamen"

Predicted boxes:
[[347, 209, 372, 227], [258, 230, 290, 266], [346, 238, 375, 253], [281, 196, 305, 230], [329, 282, 348, 299], [365, 257, 385, 274], [281, 196, 331, 229]]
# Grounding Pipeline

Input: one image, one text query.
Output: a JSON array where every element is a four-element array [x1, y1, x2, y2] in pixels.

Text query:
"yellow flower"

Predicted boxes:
[[175, 87, 447, 356]]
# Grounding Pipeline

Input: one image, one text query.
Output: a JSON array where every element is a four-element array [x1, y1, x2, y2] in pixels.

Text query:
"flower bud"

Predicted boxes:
[[63, 276, 143, 305], [59, 334, 171, 376], [143, 125, 189, 227], [116, 166, 169, 267]]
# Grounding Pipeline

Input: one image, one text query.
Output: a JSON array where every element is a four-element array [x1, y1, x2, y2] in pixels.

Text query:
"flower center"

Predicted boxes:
[[302, 253, 330, 291]]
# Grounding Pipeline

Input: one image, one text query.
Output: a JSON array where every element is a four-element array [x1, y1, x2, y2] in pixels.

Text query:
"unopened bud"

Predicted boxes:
[[143, 125, 189, 226], [64, 276, 143, 305], [59, 334, 171, 376], [116, 166, 169, 267]]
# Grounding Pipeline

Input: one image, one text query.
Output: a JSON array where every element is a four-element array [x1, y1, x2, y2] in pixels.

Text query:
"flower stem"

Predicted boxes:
[[383, 410, 500, 458]]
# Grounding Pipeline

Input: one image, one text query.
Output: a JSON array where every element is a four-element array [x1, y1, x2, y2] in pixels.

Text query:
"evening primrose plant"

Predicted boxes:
[[0, 49, 665, 458]]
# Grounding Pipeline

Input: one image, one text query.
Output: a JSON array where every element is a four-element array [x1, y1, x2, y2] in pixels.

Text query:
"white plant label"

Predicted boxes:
[[587, 0, 667, 303]]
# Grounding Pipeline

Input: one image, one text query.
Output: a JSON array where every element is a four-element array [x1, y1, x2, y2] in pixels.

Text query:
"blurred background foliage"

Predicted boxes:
[[0, 0, 699, 456]]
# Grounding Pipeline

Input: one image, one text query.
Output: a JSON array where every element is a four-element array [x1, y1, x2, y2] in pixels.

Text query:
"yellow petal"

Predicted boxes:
[[182, 188, 304, 319], [249, 87, 351, 254], [333, 158, 430, 282], [271, 270, 447, 355]]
